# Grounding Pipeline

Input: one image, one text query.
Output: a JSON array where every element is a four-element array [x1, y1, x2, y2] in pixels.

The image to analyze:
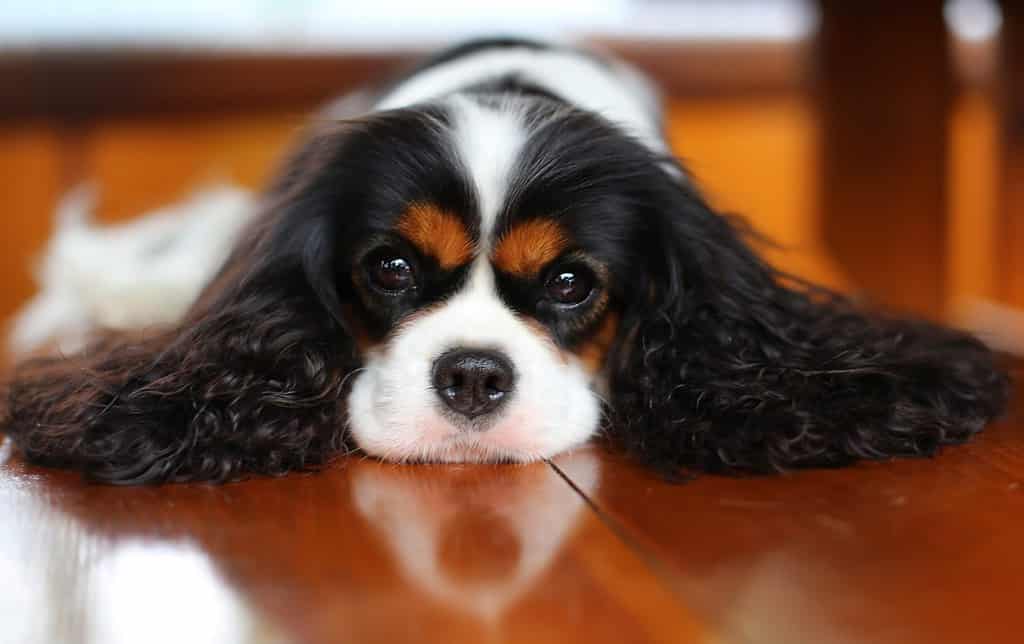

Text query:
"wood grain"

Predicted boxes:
[[0, 448, 702, 644], [567, 377, 1024, 644]]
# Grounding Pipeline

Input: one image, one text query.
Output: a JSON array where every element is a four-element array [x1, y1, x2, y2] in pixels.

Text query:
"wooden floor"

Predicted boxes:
[[1, 374, 1020, 644]]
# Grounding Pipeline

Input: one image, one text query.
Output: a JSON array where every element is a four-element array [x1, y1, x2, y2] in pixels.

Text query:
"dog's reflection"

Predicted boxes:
[[350, 451, 600, 623]]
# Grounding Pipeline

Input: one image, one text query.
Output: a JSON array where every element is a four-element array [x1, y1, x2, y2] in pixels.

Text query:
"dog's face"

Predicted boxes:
[[310, 96, 659, 463]]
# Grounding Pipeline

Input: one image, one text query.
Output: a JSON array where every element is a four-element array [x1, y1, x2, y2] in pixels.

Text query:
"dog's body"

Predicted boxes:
[[2, 39, 1010, 483]]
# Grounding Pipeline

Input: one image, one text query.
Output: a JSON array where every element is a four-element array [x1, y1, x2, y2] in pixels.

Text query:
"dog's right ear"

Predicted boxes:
[[2, 123, 365, 484], [607, 165, 1011, 477]]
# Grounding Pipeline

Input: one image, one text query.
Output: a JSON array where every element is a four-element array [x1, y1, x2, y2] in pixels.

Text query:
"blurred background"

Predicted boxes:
[[2, 0, 1021, 353]]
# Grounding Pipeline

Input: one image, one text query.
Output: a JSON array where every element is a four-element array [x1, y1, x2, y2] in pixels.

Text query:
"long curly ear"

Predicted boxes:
[[1, 128, 361, 484], [608, 175, 1011, 476]]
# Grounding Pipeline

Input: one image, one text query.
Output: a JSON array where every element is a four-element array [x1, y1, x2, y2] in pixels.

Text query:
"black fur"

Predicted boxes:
[[464, 74, 569, 105], [0, 61, 1011, 485]]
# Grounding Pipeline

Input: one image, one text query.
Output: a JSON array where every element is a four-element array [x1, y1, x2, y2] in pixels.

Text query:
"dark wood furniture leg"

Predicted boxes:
[[816, 2, 953, 317], [1000, 3, 1024, 307]]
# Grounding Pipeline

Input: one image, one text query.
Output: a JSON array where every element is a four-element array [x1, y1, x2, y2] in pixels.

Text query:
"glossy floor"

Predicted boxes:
[[1, 381, 1021, 644]]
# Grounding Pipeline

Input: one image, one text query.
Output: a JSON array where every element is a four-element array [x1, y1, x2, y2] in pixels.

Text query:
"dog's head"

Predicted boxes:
[[4, 95, 1009, 483], [307, 96, 672, 463]]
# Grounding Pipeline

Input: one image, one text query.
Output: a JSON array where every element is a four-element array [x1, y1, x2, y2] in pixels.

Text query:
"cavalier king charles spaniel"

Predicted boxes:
[[1, 38, 1010, 484]]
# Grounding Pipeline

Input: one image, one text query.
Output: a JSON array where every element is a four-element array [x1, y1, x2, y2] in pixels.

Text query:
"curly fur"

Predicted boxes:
[[3, 262, 358, 484], [608, 176, 1011, 476]]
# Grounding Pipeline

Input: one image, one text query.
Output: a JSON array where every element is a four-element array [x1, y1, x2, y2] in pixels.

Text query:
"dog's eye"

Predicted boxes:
[[367, 251, 416, 294], [545, 266, 594, 306]]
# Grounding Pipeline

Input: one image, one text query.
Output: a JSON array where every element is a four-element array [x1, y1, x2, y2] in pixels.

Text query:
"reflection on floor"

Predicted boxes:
[[0, 442, 698, 644], [351, 452, 599, 625]]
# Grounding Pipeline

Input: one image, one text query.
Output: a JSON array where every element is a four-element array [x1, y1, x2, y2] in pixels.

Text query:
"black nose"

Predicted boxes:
[[432, 349, 515, 419]]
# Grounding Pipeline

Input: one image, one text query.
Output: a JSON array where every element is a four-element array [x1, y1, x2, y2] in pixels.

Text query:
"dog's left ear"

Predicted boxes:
[[2, 125, 363, 484], [608, 172, 1011, 476]]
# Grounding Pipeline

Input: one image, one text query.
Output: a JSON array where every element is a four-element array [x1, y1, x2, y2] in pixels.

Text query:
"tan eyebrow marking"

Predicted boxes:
[[491, 219, 570, 278], [395, 203, 475, 270]]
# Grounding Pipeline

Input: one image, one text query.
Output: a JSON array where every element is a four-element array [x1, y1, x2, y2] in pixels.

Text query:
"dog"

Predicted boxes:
[[1, 38, 1010, 484]]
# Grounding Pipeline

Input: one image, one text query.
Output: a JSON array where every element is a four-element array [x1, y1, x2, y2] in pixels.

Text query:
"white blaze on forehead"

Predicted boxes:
[[464, 252, 496, 294], [446, 96, 527, 248], [375, 47, 666, 157]]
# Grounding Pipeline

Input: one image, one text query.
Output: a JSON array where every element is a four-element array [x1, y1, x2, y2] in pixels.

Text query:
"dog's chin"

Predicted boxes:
[[405, 440, 546, 465], [350, 423, 595, 465]]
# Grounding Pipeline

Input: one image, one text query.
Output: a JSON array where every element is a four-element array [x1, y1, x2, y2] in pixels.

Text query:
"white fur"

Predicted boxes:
[[447, 95, 527, 245], [9, 184, 254, 357], [377, 45, 667, 156]]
